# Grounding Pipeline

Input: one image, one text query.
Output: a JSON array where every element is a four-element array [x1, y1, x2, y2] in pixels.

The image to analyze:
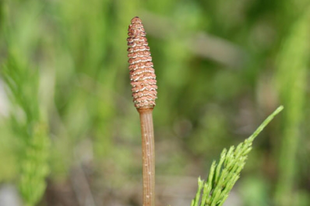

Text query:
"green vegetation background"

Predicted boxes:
[[0, 0, 309, 206]]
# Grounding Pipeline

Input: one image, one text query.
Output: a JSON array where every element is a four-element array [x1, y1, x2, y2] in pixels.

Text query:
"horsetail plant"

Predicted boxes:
[[2, 55, 50, 206], [126, 16, 283, 206], [127, 17, 157, 206], [191, 106, 283, 206]]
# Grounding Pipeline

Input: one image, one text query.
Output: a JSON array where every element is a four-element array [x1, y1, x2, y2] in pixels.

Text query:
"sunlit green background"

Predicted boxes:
[[0, 0, 309, 206]]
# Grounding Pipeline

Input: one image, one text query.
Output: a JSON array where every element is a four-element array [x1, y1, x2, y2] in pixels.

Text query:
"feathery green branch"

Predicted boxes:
[[1, 54, 50, 206], [191, 106, 283, 206]]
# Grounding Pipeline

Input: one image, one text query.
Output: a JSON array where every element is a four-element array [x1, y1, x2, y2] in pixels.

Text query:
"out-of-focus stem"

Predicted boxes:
[[138, 108, 155, 206], [274, 9, 310, 206]]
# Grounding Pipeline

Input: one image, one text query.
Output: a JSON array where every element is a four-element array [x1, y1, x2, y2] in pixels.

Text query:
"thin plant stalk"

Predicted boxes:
[[139, 108, 155, 206]]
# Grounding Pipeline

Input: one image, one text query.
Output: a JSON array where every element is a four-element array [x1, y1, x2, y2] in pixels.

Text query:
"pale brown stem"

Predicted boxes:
[[138, 108, 155, 206]]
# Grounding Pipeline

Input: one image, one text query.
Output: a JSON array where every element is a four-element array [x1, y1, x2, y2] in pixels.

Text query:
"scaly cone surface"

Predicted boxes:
[[127, 16, 157, 109]]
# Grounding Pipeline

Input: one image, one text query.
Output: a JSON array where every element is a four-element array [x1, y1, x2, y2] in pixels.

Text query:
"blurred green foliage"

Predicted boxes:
[[275, 7, 310, 206], [0, 0, 309, 206]]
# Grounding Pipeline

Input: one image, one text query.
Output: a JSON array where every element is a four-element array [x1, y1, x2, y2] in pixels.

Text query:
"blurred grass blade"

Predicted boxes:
[[274, 7, 310, 206]]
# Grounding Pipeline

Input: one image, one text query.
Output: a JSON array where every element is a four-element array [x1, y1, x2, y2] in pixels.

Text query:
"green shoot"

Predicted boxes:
[[191, 106, 283, 206]]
